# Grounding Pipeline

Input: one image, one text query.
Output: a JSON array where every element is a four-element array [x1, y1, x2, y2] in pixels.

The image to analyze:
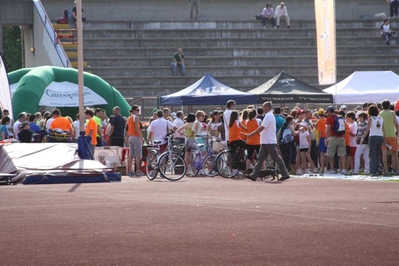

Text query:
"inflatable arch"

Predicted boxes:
[[8, 66, 131, 118]]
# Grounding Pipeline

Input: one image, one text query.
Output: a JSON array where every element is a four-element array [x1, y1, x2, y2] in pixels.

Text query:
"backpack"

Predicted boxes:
[[333, 115, 346, 135], [281, 125, 294, 144]]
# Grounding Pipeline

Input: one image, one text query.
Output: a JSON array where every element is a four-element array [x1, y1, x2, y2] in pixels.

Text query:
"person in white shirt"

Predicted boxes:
[[147, 110, 177, 154], [173, 111, 185, 145], [274, 2, 290, 28], [299, 125, 315, 173], [246, 102, 290, 181], [223, 100, 236, 142], [381, 18, 396, 45], [346, 112, 358, 174], [13, 113, 26, 140]]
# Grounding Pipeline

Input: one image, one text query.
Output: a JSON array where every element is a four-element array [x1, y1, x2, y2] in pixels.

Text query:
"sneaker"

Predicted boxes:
[[263, 26, 266, 29], [287, 25, 290, 28], [327, 170, 337, 174], [127, 171, 135, 177], [274, 26, 277, 29], [347, 169, 354, 175], [276, 25, 279, 28], [280, 175, 291, 181], [296, 169, 303, 175], [182, 72, 186, 76], [387, 41, 390, 45], [364, 171, 370, 175], [172, 73, 177, 76], [135, 171, 144, 177], [340, 169, 347, 175]]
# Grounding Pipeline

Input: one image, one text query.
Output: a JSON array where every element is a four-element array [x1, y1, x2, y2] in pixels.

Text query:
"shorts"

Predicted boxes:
[[129, 135, 142, 158], [382, 137, 398, 150], [346, 146, 350, 156], [319, 138, 327, 153], [247, 145, 260, 160], [327, 137, 346, 157], [185, 138, 198, 152], [300, 148, 309, 152], [349, 146, 356, 157]]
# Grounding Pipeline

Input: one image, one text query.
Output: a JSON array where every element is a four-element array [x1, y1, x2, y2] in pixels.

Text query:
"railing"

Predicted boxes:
[[129, 97, 159, 122], [32, 0, 72, 68]]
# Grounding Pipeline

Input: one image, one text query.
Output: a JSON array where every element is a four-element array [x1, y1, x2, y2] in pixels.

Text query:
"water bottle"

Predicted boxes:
[[385, 143, 392, 150]]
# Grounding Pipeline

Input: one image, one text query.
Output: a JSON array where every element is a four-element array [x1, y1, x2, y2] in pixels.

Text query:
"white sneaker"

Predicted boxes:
[[296, 169, 303, 175], [135, 170, 144, 177], [340, 169, 347, 175]]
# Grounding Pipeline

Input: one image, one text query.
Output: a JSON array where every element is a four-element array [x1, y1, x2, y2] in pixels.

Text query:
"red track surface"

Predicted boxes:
[[1, 177, 399, 265]]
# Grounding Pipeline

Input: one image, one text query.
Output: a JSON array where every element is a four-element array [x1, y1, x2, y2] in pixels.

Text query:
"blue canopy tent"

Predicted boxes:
[[160, 74, 257, 105]]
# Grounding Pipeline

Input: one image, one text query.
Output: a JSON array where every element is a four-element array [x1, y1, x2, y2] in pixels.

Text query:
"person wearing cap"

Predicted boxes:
[[316, 108, 327, 173], [149, 108, 158, 124], [274, 2, 290, 29], [173, 111, 185, 145], [18, 122, 33, 143], [325, 106, 346, 174], [339, 105, 348, 114], [126, 105, 146, 177]]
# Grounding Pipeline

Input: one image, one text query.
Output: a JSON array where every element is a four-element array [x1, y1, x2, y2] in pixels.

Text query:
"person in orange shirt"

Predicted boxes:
[[84, 109, 98, 157], [246, 109, 262, 170], [126, 105, 145, 177], [228, 110, 247, 150], [316, 109, 327, 173], [49, 109, 74, 142]]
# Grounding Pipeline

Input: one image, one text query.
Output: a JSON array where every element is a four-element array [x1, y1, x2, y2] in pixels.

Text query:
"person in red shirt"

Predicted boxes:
[[325, 106, 346, 174], [84, 109, 98, 157]]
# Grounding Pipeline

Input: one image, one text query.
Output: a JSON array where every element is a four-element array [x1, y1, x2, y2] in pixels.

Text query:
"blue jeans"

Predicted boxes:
[[172, 62, 185, 74], [368, 136, 383, 174]]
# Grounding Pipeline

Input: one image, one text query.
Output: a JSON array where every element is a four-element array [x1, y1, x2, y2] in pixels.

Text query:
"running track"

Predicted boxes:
[[1, 177, 399, 265]]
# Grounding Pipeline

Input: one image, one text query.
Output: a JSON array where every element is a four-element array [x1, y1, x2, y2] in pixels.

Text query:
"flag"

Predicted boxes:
[[0, 53, 13, 119], [315, 0, 336, 85]]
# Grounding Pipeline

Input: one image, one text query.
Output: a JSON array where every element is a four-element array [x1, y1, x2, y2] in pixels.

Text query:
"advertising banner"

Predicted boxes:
[[315, 0, 336, 85], [0, 54, 13, 119]]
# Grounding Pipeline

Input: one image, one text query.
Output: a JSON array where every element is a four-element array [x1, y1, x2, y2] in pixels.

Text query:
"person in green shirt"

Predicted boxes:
[[171, 48, 186, 76], [93, 108, 103, 146], [379, 100, 399, 174]]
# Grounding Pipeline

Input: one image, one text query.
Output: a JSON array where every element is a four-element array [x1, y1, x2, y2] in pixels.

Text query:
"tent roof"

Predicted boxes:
[[248, 72, 333, 103], [160, 74, 257, 105], [323, 71, 399, 104]]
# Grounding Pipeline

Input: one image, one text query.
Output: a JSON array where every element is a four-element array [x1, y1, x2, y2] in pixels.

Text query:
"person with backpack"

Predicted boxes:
[[325, 106, 347, 174], [277, 116, 298, 169]]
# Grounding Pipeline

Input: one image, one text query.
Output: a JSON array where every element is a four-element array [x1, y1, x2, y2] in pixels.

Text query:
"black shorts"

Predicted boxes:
[[300, 148, 309, 152], [247, 145, 260, 161]]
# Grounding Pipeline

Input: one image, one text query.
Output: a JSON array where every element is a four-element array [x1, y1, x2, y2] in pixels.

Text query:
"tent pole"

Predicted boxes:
[[77, 0, 85, 135], [333, 0, 337, 109]]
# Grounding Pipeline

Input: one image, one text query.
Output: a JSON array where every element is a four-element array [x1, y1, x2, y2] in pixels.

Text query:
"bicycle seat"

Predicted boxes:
[[153, 140, 162, 145], [197, 143, 204, 148]]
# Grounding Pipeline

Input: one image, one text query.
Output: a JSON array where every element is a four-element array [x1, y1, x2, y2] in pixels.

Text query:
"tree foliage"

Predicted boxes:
[[2, 26, 22, 72]]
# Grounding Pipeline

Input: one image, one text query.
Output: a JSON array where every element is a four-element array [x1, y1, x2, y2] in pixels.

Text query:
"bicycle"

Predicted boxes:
[[145, 134, 187, 181], [215, 144, 248, 178]]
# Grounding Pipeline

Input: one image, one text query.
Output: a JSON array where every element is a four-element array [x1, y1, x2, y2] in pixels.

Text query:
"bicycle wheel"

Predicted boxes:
[[146, 150, 158, 180], [187, 152, 200, 177], [203, 154, 218, 177], [158, 153, 186, 181], [216, 150, 239, 178]]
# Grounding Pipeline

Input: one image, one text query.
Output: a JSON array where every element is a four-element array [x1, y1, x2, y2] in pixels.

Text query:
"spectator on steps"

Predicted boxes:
[[190, 0, 200, 20], [72, 0, 86, 27], [381, 18, 396, 45], [275, 2, 290, 28], [172, 48, 186, 76], [387, 0, 398, 18], [261, 3, 275, 28]]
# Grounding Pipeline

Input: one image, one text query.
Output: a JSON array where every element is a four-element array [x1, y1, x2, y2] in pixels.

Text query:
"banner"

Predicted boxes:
[[315, 0, 336, 85], [0, 54, 14, 119], [39, 81, 108, 107]]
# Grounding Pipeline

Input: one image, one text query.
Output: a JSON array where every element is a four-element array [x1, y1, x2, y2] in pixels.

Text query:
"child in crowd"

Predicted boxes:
[[299, 124, 315, 173], [381, 18, 396, 45], [346, 112, 358, 174]]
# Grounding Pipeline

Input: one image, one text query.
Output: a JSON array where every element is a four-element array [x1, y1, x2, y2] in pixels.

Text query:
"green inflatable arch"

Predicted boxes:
[[8, 66, 131, 118]]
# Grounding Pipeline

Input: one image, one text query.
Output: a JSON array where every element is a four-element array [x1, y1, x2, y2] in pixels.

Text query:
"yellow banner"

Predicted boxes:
[[315, 0, 336, 85]]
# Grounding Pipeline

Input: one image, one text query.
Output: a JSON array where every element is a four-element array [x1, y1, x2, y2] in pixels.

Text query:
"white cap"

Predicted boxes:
[[339, 105, 347, 110]]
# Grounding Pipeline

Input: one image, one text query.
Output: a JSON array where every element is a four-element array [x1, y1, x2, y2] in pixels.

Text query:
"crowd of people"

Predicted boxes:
[[1, 98, 399, 179]]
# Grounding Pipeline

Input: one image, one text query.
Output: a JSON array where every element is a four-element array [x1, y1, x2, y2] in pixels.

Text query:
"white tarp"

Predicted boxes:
[[39, 81, 108, 107], [0, 54, 13, 119], [323, 71, 399, 104]]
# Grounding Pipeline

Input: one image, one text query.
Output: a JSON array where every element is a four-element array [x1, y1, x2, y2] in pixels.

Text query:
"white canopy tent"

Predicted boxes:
[[323, 71, 399, 104]]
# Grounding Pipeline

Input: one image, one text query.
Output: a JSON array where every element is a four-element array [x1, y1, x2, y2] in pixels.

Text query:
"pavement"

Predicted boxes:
[[1, 176, 399, 265]]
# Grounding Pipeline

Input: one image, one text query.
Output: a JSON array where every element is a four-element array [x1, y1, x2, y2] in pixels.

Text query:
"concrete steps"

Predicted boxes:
[[84, 55, 399, 67], [83, 19, 397, 30], [82, 28, 385, 39]]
